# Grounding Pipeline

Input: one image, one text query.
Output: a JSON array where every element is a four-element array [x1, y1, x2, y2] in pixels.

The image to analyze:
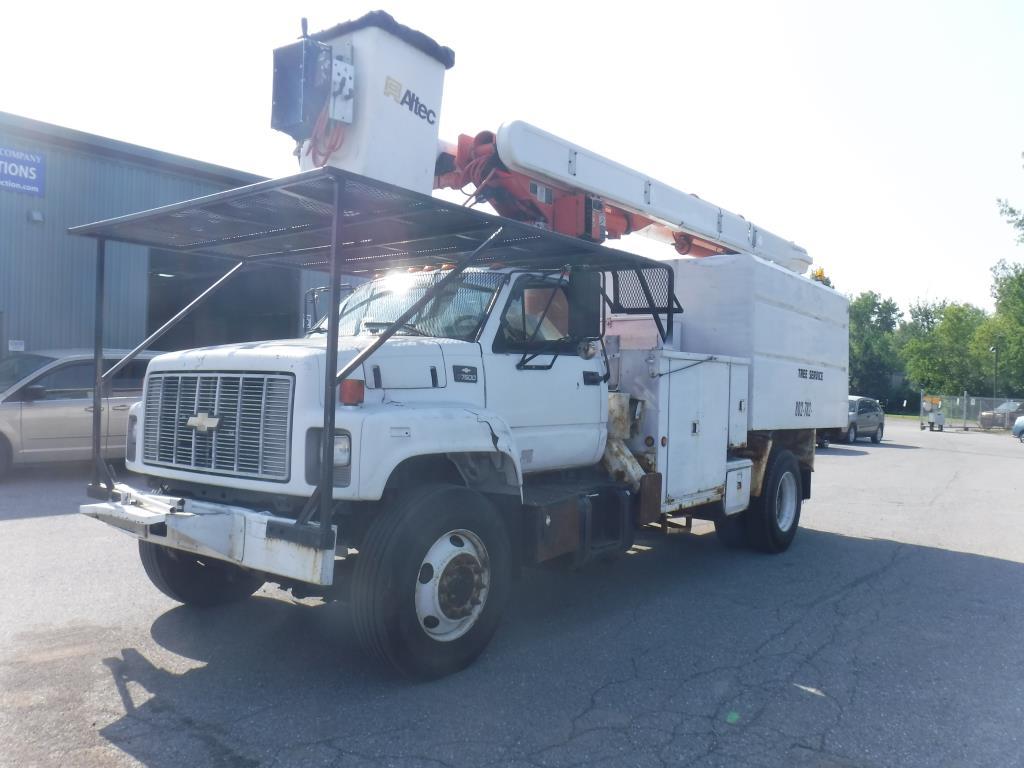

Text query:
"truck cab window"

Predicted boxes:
[[320, 269, 505, 341], [501, 284, 571, 345]]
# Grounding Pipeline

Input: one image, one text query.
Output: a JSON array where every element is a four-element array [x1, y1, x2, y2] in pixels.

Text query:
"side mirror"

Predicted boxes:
[[577, 339, 599, 360], [567, 270, 602, 340], [21, 385, 46, 402]]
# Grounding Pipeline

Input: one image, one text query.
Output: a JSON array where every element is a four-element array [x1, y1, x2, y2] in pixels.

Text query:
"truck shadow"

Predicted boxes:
[[817, 441, 919, 456], [97, 528, 1024, 767]]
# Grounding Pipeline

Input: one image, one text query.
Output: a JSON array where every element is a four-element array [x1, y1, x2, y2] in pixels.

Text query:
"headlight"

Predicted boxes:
[[333, 434, 351, 466], [126, 415, 138, 462]]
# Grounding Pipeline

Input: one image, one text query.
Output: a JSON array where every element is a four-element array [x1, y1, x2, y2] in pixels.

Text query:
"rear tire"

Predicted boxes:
[[352, 484, 512, 679], [871, 424, 883, 444], [746, 450, 802, 553], [846, 425, 857, 443], [138, 541, 264, 607]]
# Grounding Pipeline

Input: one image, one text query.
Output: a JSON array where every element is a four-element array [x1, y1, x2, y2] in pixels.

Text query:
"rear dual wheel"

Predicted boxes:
[[714, 449, 802, 554], [352, 484, 512, 679]]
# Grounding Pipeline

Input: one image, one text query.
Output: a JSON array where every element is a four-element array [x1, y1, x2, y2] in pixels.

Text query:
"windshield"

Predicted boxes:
[[848, 400, 857, 413], [314, 269, 507, 341], [0, 353, 55, 392]]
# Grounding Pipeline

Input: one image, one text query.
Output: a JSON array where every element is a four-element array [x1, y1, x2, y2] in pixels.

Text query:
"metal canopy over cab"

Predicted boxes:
[[72, 166, 678, 563]]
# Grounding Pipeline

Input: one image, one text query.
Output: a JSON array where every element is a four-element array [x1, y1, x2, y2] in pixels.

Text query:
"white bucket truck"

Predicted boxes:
[[75, 12, 848, 678]]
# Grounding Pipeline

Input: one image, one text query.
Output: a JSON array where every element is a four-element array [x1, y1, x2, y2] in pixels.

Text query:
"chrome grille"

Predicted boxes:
[[142, 372, 294, 481]]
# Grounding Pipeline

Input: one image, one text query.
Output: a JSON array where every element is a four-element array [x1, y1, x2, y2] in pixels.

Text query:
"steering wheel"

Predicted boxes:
[[449, 315, 482, 339]]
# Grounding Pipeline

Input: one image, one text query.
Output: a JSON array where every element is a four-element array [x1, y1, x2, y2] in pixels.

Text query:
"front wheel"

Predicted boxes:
[[846, 425, 858, 443], [137, 541, 264, 606], [746, 450, 802, 553], [352, 484, 512, 679], [871, 424, 883, 444]]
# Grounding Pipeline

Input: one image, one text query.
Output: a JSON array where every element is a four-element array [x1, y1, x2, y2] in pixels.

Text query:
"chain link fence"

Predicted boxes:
[[919, 391, 1024, 431]]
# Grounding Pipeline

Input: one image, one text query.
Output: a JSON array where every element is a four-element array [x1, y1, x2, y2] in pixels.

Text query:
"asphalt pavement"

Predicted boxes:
[[2, 419, 1023, 767]]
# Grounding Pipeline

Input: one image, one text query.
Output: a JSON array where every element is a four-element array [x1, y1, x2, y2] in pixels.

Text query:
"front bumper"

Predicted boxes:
[[81, 484, 336, 585]]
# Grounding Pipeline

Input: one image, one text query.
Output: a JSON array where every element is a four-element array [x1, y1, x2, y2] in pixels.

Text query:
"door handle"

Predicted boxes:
[[112, 404, 130, 411]]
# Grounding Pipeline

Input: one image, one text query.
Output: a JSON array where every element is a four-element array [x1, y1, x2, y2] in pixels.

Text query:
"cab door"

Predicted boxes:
[[482, 274, 606, 474], [19, 360, 106, 462], [857, 399, 879, 434]]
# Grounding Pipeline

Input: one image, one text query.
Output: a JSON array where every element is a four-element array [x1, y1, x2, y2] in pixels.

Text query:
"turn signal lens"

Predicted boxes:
[[339, 379, 365, 406]]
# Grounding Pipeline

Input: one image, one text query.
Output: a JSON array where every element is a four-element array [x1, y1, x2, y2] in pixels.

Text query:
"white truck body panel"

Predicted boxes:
[[668, 252, 848, 432], [724, 459, 753, 515], [616, 349, 749, 513]]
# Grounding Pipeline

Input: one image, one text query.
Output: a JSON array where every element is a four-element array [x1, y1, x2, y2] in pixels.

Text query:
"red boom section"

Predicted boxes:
[[435, 130, 727, 257]]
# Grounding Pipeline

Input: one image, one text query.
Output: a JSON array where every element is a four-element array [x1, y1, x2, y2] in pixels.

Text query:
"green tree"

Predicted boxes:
[[848, 291, 903, 401], [982, 260, 1024, 395], [901, 303, 989, 394]]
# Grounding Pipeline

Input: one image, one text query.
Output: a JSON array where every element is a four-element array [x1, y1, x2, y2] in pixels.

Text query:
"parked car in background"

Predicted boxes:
[[979, 400, 1024, 430], [0, 350, 154, 480], [819, 395, 885, 447], [1013, 415, 1024, 442], [847, 396, 885, 443]]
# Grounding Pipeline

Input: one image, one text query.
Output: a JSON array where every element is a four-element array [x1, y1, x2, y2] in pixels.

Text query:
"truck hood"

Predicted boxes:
[[147, 335, 477, 390]]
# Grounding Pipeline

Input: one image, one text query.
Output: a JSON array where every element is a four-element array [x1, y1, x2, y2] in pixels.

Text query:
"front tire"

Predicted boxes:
[[846, 425, 858, 443], [871, 424, 883, 444], [352, 484, 512, 679], [746, 450, 802, 553], [138, 541, 264, 606]]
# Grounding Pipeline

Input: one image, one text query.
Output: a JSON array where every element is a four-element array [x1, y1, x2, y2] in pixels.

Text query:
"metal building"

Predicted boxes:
[[0, 112, 317, 355]]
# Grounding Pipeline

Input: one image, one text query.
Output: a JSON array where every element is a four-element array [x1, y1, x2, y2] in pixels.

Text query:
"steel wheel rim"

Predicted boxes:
[[414, 529, 490, 642], [776, 472, 798, 532]]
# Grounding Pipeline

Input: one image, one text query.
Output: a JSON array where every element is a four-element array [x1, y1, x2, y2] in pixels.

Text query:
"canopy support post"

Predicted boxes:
[[88, 238, 115, 498]]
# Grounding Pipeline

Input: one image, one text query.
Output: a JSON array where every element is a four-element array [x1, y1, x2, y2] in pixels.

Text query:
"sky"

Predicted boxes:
[[2, 0, 1022, 313]]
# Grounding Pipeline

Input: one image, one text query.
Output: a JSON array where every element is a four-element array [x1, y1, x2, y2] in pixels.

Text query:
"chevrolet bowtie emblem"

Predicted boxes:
[[186, 412, 221, 433]]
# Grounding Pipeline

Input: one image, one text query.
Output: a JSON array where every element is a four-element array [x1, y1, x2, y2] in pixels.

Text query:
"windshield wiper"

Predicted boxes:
[[362, 320, 428, 336]]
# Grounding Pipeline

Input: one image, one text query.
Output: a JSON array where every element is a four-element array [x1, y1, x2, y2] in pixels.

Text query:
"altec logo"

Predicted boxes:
[[384, 77, 437, 125]]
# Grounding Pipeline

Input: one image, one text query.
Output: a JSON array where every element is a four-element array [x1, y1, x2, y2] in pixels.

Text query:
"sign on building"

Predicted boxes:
[[0, 146, 45, 196]]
